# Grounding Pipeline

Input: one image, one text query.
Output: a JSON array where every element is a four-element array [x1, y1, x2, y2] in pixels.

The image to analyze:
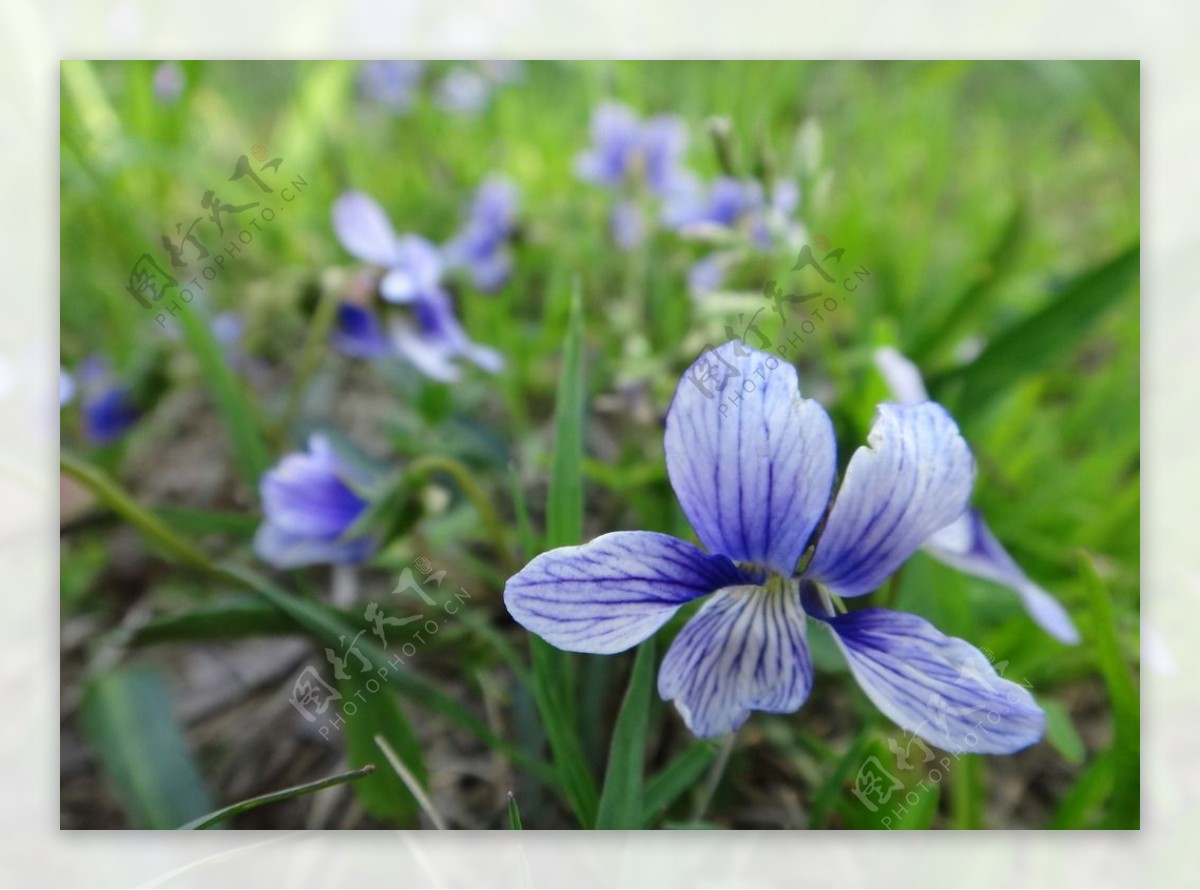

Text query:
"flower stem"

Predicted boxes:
[[406, 453, 518, 576], [691, 731, 737, 824], [60, 451, 213, 572]]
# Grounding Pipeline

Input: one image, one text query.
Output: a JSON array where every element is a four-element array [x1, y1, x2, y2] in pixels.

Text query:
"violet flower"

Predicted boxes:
[[254, 435, 376, 569], [505, 340, 1044, 750], [443, 177, 520, 292], [331, 190, 502, 382]]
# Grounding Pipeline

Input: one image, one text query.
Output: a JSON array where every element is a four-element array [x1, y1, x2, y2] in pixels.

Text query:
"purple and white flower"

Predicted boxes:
[[576, 103, 694, 197], [254, 435, 376, 569], [331, 190, 502, 382], [874, 346, 1080, 644], [575, 102, 697, 251], [505, 340, 1045, 751], [666, 175, 805, 296], [443, 177, 520, 292]]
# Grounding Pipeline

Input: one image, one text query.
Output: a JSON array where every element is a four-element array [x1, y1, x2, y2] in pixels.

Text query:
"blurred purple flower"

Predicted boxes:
[[610, 200, 646, 251], [70, 356, 141, 444], [331, 190, 503, 381], [254, 435, 376, 569], [435, 67, 491, 115], [152, 61, 185, 103], [687, 253, 731, 295], [443, 177, 519, 291], [60, 368, 75, 406], [576, 102, 692, 197], [331, 303, 392, 359], [359, 61, 424, 112], [83, 385, 141, 445]]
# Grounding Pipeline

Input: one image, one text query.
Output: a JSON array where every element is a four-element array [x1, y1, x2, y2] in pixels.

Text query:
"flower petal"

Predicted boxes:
[[260, 436, 368, 538], [390, 321, 461, 383], [820, 607, 1045, 754], [805, 402, 974, 597], [504, 531, 747, 655], [873, 346, 929, 404], [658, 585, 813, 738], [925, 510, 1080, 644], [331, 303, 393, 359], [665, 340, 836, 575], [253, 521, 373, 569], [332, 191, 402, 267]]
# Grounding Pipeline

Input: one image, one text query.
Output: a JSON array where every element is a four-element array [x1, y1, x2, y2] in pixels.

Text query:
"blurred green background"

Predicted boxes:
[[59, 60, 1139, 829]]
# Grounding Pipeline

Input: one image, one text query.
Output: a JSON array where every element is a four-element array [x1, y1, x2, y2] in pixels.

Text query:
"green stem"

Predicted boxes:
[[61, 452, 213, 572], [280, 285, 341, 438], [690, 731, 737, 823], [407, 453, 518, 575], [179, 764, 376, 829]]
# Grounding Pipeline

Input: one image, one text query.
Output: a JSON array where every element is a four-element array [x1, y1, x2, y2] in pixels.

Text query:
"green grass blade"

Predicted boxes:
[[374, 734, 445, 829], [1079, 551, 1140, 829], [1042, 698, 1087, 766], [175, 306, 273, 494], [909, 201, 1026, 363], [949, 755, 985, 829], [546, 281, 585, 550], [527, 283, 600, 826], [341, 674, 427, 821], [130, 597, 303, 646], [81, 667, 215, 829], [1048, 751, 1114, 829], [507, 791, 524, 829], [179, 764, 375, 829], [642, 742, 717, 827], [595, 639, 656, 829], [529, 640, 599, 826], [931, 243, 1139, 418], [806, 724, 877, 829]]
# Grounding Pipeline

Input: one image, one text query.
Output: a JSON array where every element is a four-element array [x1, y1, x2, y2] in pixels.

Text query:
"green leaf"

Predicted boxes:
[[595, 639, 656, 829], [949, 755, 985, 830], [81, 667, 215, 829], [1048, 751, 1114, 829], [546, 282, 585, 550], [889, 780, 941, 829], [1042, 698, 1087, 766], [130, 597, 302, 646], [180, 764, 375, 829], [806, 724, 877, 829], [1079, 551, 1140, 829], [527, 283, 600, 827], [152, 506, 260, 537], [909, 201, 1026, 363], [175, 306, 273, 494], [340, 670, 426, 821], [374, 734, 446, 829], [642, 743, 717, 827], [529, 639, 599, 827], [931, 243, 1139, 418], [507, 792, 524, 830]]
